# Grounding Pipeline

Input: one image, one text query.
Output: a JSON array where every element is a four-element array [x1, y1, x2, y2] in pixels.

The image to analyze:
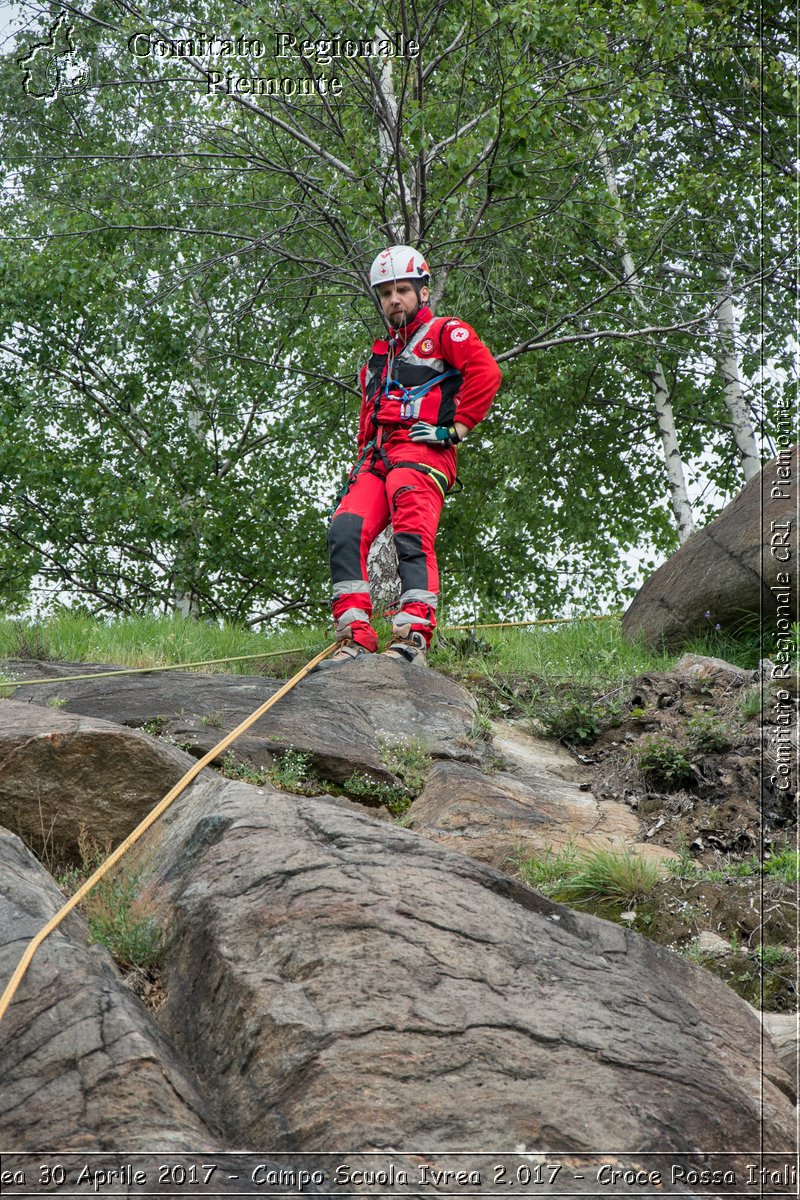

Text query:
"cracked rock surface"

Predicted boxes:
[[130, 773, 796, 1154], [0, 827, 219, 1151], [1, 656, 479, 787]]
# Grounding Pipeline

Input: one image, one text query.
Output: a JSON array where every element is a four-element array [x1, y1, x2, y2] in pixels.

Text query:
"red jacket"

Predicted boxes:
[[357, 305, 502, 452]]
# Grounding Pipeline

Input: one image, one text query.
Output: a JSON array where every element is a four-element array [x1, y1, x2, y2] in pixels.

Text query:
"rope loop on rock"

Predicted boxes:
[[0, 642, 337, 1023]]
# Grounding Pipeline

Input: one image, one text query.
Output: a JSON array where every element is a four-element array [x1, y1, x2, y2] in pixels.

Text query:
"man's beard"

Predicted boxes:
[[390, 301, 419, 327]]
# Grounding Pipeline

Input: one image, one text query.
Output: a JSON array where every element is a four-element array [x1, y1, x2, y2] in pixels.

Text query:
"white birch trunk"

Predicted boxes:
[[596, 140, 696, 543], [172, 288, 207, 618], [715, 271, 761, 481]]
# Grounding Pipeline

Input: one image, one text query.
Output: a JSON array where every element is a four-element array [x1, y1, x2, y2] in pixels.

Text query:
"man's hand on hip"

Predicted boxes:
[[409, 421, 463, 448]]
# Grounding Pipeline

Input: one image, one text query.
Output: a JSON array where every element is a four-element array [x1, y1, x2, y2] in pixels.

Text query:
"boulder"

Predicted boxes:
[[1, 656, 479, 785], [0, 825, 218, 1151], [761, 1013, 799, 1093], [406, 724, 676, 871], [621, 444, 799, 649], [127, 771, 795, 1156], [0, 700, 201, 862]]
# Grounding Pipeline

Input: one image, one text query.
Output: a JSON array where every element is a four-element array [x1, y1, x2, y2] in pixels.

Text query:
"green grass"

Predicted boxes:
[[58, 833, 163, 971], [666, 844, 799, 884], [434, 615, 676, 687], [517, 845, 665, 911], [0, 609, 769, 689], [0, 610, 333, 679]]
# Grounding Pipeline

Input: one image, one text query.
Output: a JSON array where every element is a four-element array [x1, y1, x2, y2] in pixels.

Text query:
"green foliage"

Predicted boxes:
[[0, 0, 793, 619], [667, 845, 798, 885], [685, 712, 733, 754], [764, 848, 799, 884], [220, 748, 315, 795], [380, 738, 433, 798], [518, 845, 664, 911], [269, 750, 314, 794], [58, 834, 163, 971], [220, 753, 270, 788], [343, 737, 433, 817], [539, 692, 623, 746], [635, 736, 694, 790]]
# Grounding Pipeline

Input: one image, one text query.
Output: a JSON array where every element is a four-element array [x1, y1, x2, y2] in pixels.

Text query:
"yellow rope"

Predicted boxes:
[[0, 641, 337, 1023], [0, 611, 617, 1017], [1, 615, 618, 691], [0, 647, 310, 689], [442, 614, 619, 631]]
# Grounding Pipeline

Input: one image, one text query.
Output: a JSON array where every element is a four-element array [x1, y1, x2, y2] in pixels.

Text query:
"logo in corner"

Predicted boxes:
[[17, 12, 90, 99]]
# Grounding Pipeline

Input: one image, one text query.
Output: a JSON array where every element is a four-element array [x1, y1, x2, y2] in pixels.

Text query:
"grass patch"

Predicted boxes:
[[58, 832, 164, 971], [433, 615, 675, 691], [665, 842, 799, 884], [0, 611, 332, 676], [517, 845, 664, 912], [0, 610, 770, 699]]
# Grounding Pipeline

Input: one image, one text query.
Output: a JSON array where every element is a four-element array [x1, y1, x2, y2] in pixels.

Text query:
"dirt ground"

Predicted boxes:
[[571, 658, 797, 1011], [469, 654, 798, 1012]]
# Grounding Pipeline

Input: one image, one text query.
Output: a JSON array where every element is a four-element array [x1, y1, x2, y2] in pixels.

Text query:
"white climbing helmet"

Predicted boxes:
[[369, 244, 430, 289]]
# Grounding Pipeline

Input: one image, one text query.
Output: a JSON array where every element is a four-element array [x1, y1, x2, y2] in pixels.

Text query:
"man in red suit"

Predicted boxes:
[[328, 245, 502, 665]]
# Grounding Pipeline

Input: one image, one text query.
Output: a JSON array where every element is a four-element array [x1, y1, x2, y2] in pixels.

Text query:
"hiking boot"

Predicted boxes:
[[383, 629, 428, 666], [330, 639, 369, 663]]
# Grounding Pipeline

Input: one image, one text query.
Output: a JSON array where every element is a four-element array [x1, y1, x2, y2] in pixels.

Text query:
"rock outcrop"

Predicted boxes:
[[407, 722, 677, 870], [0, 700, 200, 861], [0, 655, 479, 784], [0, 656, 795, 1172], [126, 771, 795, 1156], [621, 444, 799, 649], [0, 826, 218, 1151]]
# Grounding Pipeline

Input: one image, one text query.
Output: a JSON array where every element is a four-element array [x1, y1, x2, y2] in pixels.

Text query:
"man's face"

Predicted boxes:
[[377, 279, 429, 327]]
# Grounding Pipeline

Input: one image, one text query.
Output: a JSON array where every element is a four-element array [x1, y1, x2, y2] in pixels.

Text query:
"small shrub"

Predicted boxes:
[[635, 736, 694, 790], [342, 771, 411, 817], [380, 737, 432, 796], [141, 716, 169, 737], [755, 943, 794, 969], [270, 749, 313, 793], [685, 712, 733, 754], [664, 840, 700, 878], [220, 751, 270, 787], [58, 831, 163, 971], [764, 847, 799, 883]]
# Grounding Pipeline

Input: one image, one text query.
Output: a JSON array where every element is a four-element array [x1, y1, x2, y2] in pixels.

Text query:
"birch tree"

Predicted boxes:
[[0, 0, 793, 618]]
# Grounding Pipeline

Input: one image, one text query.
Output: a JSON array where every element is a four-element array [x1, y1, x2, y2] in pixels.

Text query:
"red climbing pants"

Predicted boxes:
[[327, 429, 457, 652]]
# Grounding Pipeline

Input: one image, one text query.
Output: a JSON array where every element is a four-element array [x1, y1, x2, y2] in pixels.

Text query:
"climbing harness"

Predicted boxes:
[[366, 321, 459, 435], [0, 641, 337, 1024]]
